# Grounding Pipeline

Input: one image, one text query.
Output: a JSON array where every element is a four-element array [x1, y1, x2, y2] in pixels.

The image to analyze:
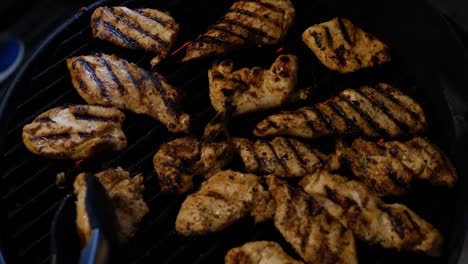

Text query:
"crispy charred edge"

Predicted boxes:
[[148, 71, 185, 118], [373, 84, 425, 125], [101, 7, 170, 48], [73, 58, 109, 98], [202, 111, 231, 144], [134, 9, 178, 31]]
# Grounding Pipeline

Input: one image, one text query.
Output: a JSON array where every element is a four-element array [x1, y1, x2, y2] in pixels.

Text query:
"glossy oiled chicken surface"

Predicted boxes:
[[268, 176, 357, 264], [74, 167, 149, 244], [67, 53, 190, 133], [91, 6, 179, 66], [302, 17, 390, 73], [175, 170, 274, 236], [209, 54, 305, 115], [183, 0, 295, 61], [225, 241, 303, 264], [335, 137, 457, 196], [254, 83, 426, 139], [22, 105, 127, 159], [300, 170, 443, 256]]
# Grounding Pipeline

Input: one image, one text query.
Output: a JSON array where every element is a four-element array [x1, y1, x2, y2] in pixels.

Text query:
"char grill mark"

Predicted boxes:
[[327, 101, 363, 134], [300, 171, 444, 256], [311, 105, 336, 132], [233, 137, 326, 178], [74, 113, 119, 123], [134, 9, 176, 31], [76, 59, 108, 98], [337, 18, 352, 44], [217, 18, 276, 41], [105, 7, 169, 48], [239, 0, 286, 14], [208, 25, 250, 42], [102, 22, 141, 49], [98, 57, 125, 95], [374, 83, 424, 123], [228, 8, 280, 27]]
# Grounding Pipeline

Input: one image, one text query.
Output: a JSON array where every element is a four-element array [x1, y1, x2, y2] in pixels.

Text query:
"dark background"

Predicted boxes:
[[0, 0, 468, 93]]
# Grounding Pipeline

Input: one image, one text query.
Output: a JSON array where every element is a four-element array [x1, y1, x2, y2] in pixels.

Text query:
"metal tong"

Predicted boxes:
[[51, 174, 118, 264]]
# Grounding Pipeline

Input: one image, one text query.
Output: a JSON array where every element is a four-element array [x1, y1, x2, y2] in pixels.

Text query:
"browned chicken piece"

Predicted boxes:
[[74, 167, 149, 244], [335, 137, 457, 197], [183, 0, 295, 61], [300, 170, 443, 256], [225, 241, 303, 264], [153, 112, 233, 194], [233, 137, 335, 178], [175, 170, 274, 236], [67, 53, 190, 133], [254, 83, 426, 139], [153, 136, 200, 194], [22, 105, 127, 160], [302, 17, 390, 73], [91, 6, 179, 66], [209, 54, 306, 115], [268, 176, 357, 264]]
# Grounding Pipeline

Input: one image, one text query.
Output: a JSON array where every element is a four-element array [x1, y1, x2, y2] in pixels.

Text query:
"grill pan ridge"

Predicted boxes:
[[1, 0, 468, 263]]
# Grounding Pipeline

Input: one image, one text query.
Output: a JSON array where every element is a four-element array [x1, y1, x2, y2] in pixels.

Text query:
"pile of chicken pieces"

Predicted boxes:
[[21, 0, 457, 263]]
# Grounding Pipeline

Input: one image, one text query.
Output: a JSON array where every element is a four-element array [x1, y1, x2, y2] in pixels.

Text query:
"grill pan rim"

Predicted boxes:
[[1, 0, 468, 263]]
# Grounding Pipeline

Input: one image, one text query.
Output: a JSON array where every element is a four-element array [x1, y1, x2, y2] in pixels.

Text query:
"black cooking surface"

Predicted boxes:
[[1, 0, 467, 263]]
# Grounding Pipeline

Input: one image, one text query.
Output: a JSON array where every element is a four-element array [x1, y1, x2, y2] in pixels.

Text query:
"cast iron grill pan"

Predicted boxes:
[[1, 0, 467, 263]]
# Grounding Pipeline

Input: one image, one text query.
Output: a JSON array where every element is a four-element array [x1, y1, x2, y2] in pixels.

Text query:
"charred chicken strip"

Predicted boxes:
[[254, 83, 426, 139], [268, 176, 357, 264], [302, 17, 390, 73], [300, 170, 443, 256], [74, 167, 149, 244], [335, 137, 457, 196], [67, 54, 190, 133], [225, 241, 303, 264], [233, 137, 335, 178], [209, 54, 305, 115], [154, 112, 233, 194], [175, 170, 274, 236], [22, 105, 127, 159], [183, 0, 295, 61], [91, 6, 179, 66]]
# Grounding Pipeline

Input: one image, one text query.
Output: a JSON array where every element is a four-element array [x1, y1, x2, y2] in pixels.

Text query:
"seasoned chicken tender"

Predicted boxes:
[[91, 6, 179, 66], [183, 0, 295, 61], [22, 105, 127, 159], [67, 54, 190, 133], [209, 54, 306, 115], [300, 170, 443, 256], [302, 17, 390, 73], [268, 176, 357, 264], [153, 112, 233, 194], [225, 241, 303, 264], [175, 170, 274, 236], [335, 137, 457, 196], [233, 137, 334, 178], [254, 83, 426, 139], [74, 167, 149, 244]]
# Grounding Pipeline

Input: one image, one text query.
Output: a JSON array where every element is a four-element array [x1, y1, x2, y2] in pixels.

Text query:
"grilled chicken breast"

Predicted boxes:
[[268, 176, 357, 264], [22, 105, 127, 160], [67, 53, 190, 133], [153, 112, 233, 194], [175, 170, 274, 236], [254, 83, 426, 139], [91, 6, 179, 66], [300, 170, 443, 256], [233, 137, 335, 178], [335, 137, 457, 196], [302, 17, 390, 73], [74, 167, 149, 244], [225, 241, 303, 264], [183, 0, 295, 61], [209, 54, 306, 115]]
